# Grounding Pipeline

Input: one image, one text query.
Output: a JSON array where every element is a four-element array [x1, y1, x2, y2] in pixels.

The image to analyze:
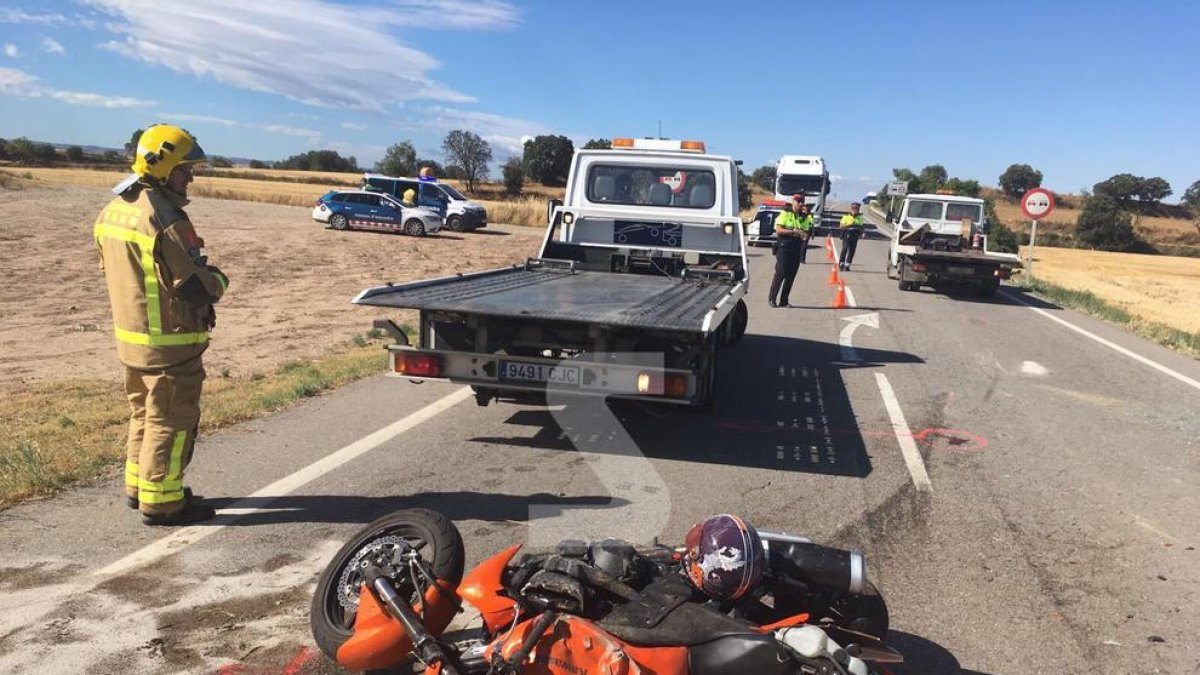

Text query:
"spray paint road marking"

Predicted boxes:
[[844, 285, 857, 308], [1005, 291, 1200, 393], [96, 387, 473, 578], [875, 373, 933, 492]]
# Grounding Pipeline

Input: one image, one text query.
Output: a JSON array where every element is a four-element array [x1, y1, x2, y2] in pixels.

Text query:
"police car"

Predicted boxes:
[[312, 190, 443, 236], [746, 199, 788, 246]]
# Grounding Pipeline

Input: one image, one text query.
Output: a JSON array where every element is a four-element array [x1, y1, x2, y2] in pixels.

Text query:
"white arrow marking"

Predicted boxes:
[[839, 312, 879, 362]]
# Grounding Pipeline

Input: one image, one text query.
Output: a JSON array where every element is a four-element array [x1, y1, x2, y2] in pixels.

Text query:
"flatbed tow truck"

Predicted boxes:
[[355, 137, 750, 408]]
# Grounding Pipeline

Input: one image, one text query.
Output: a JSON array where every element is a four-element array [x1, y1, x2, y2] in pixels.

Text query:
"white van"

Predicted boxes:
[[362, 173, 488, 232]]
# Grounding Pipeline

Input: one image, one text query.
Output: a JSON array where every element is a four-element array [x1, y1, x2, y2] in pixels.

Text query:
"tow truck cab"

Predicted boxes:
[[544, 137, 748, 283]]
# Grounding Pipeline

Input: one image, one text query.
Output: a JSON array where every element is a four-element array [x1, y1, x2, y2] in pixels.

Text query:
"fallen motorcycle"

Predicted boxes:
[[311, 509, 901, 674]]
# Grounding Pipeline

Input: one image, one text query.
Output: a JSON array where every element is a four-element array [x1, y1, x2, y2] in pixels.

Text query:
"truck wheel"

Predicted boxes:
[[899, 280, 920, 292], [405, 219, 427, 237], [446, 215, 465, 232], [329, 213, 349, 231], [886, 260, 899, 280], [725, 300, 748, 348]]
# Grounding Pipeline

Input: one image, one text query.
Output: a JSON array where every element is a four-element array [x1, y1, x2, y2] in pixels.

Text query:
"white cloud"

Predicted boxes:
[[161, 112, 239, 127], [0, 8, 97, 29], [341, 121, 368, 130], [81, 0, 518, 110], [829, 174, 846, 182], [411, 106, 554, 155], [42, 37, 65, 55], [4, 43, 19, 58], [858, 175, 872, 182], [0, 65, 155, 107], [259, 123, 321, 140]]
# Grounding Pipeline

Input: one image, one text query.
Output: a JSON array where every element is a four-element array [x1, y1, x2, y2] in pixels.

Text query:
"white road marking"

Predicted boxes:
[[1133, 515, 1179, 543], [96, 386, 473, 577], [839, 313, 879, 362], [1021, 361, 1049, 376], [844, 285, 857, 308], [1006, 292, 1200, 393], [875, 373, 933, 492]]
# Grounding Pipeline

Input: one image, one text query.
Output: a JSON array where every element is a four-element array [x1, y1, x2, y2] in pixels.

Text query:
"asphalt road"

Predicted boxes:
[[2, 212, 1198, 674]]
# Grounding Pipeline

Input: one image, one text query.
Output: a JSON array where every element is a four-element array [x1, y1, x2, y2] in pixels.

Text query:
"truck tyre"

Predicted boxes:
[[329, 213, 349, 231], [886, 259, 899, 280], [447, 215, 465, 232], [404, 219, 427, 237], [725, 300, 748, 348], [899, 280, 920, 292], [310, 509, 465, 665]]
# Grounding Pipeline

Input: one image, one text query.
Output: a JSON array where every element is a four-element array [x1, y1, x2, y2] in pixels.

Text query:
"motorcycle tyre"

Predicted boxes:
[[310, 509, 466, 666]]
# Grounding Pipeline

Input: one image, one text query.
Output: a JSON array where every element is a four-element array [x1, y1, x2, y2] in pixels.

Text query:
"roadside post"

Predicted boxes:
[[886, 180, 907, 219], [1020, 188, 1055, 279]]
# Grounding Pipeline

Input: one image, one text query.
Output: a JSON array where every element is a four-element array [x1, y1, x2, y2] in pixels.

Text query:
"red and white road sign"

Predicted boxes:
[[1021, 188, 1055, 220]]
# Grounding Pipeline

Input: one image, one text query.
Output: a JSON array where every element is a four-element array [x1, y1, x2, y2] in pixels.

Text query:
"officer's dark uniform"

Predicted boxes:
[[768, 209, 813, 307]]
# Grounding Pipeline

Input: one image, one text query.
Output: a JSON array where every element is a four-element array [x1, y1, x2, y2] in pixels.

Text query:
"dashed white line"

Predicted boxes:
[[844, 285, 857, 308], [1006, 292, 1200, 393], [875, 373, 932, 492], [96, 386, 473, 577]]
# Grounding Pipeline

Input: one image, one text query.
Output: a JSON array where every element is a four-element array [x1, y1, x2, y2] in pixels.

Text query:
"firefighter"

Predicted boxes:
[[767, 194, 813, 307], [838, 202, 865, 271], [95, 124, 228, 525]]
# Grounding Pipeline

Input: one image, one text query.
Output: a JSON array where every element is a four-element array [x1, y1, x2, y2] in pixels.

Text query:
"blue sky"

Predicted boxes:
[[1, 0, 1197, 201]]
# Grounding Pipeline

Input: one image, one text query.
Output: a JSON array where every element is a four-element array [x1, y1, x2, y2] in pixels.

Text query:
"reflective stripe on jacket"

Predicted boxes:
[[95, 188, 225, 368], [839, 213, 864, 230]]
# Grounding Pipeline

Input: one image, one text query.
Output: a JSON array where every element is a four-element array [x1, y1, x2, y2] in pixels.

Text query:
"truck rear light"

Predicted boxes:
[[911, 262, 927, 272], [636, 372, 689, 398], [995, 268, 1011, 279], [395, 353, 443, 377]]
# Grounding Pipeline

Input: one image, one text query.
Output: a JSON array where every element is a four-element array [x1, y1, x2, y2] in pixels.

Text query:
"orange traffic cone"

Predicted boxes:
[[827, 263, 840, 286], [832, 280, 848, 309], [825, 236, 836, 261]]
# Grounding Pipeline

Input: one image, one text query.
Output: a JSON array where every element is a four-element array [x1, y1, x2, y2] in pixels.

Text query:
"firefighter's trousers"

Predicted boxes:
[[123, 356, 205, 515]]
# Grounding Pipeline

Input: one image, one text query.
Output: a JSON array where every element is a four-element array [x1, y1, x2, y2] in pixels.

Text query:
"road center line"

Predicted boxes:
[[1005, 292, 1200, 393], [874, 373, 932, 492], [96, 386, 473, 578], [844, 285, 857, 308]]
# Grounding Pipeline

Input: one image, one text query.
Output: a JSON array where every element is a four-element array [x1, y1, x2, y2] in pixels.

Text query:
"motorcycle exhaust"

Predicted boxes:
[[765, 539, 868, 595]]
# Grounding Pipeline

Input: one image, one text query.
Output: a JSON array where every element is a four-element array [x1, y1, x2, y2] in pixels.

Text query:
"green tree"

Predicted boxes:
[[983, 198, 1019, 253], [1093, 173, 1142, 207], [892, 167, 918, 194], [277, 149, 359, 172], [65, 145, 84, 161], [750, 165, 774, 191], [209, 156, 233, 168], [1182, 179, 1200, 213], [502, 158, 525, 196], [248, 159, 268, 169], [998, 163, 1043, 198], [943, 177, 981, 198], [918, 164, 948, 192], [582, 138, 612, 150], [522, 134, 574, 186], [375, 141, 418, 177], [1076, 195, 1135, 251], [103, 149, 120, 162], [1137, 176, 1171, 205], [737, 170, 753, 211], [441, 130, 491, 192], [125, 128, 144, 157]]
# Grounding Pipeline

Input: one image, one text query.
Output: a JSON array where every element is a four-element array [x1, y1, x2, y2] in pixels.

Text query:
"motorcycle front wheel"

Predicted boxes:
[[310, 509, 466, 664]]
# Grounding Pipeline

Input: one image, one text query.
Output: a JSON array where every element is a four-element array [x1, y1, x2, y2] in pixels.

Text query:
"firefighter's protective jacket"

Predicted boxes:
[[95, 185, 228, 368]]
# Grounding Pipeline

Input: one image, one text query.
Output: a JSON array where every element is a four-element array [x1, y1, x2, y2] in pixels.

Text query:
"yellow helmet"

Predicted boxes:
[[131, 124, 207, 181]]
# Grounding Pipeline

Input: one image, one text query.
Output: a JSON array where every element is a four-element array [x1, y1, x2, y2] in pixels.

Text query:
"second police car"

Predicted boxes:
[[312, 190, 443, 236]]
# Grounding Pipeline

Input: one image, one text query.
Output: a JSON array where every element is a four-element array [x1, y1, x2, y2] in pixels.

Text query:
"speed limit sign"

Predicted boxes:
[[1021, 188, 1055, 220]]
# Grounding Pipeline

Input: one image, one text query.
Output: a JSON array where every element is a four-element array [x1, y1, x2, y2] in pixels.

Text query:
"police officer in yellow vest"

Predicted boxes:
[[95, 124, 228, 525], [768, 194, 814, 307], [838, 202, 865, 271]]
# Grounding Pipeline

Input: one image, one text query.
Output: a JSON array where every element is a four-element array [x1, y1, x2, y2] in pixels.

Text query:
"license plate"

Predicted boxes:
[[947, 266, 975, 276], [499, 361, 580, 386]]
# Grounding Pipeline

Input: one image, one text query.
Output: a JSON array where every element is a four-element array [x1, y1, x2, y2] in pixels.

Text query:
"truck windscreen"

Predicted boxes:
[[945, 203, 982, 223], [587, 165, 716, 209], [776, 175, 826, 195]]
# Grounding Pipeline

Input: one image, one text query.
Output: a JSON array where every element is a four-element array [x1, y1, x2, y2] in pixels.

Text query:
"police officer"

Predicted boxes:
[[95, 124, 228, 525], [767, 194, 814, 307], [838, 202, 865, 271]]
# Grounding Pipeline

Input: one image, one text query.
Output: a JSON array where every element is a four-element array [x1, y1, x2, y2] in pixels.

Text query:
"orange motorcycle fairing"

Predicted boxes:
[[337, 578, 460, 672], [460, 544, 523, 633], [486, 614, 689, 675]]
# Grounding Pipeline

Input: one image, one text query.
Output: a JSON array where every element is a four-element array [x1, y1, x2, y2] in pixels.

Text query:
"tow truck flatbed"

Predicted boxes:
[[354, 261, 740, 334]]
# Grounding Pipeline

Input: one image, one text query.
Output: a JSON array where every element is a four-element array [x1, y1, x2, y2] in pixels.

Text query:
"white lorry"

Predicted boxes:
[[774, 155, 830, 222], [886, 193, 1021, 298], [354, 137, 750, 408]]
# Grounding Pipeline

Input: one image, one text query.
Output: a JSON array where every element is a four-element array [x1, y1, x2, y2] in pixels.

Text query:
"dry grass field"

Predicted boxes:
[[1022, 246, 1200, 334], [991, 192, 1198, 256]]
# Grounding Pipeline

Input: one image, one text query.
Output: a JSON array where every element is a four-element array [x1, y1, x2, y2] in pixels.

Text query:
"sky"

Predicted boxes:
[[1, 0, 1198, 202]]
